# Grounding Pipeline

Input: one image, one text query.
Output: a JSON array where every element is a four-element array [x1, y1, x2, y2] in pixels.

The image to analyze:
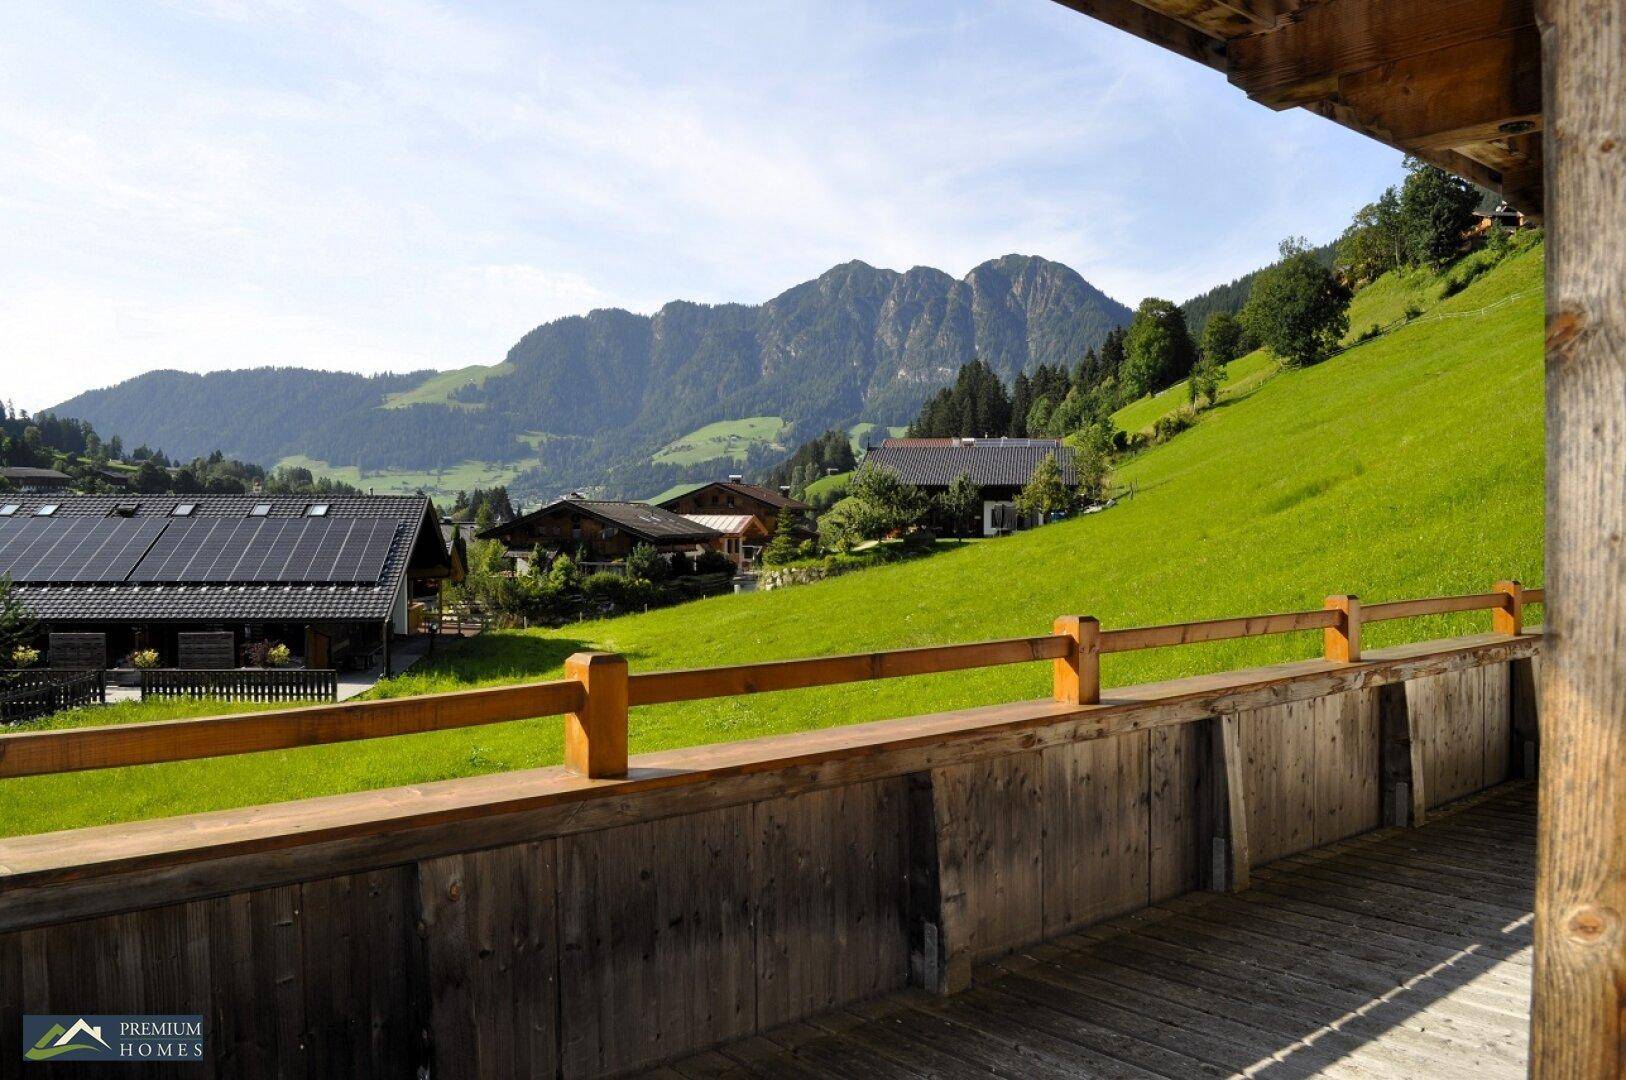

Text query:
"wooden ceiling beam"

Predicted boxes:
[[1228, 0, 1537, 108], [1335, 28, 1543, 150], [1051, 0, 1227, 71]]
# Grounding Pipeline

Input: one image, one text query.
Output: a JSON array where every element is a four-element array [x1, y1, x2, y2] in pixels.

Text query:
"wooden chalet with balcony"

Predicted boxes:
[[479, 497, 722, 567]]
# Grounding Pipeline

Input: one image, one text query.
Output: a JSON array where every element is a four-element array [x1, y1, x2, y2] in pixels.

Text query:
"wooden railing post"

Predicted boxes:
[[1323, 595, 1361, 662], [1053, 616, 1100, 705], [1493, 579, 1524, 635], [564, 652, 628, 779]]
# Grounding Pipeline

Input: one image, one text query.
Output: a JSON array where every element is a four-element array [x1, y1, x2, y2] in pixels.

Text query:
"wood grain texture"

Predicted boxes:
[[1532, 0, 1626, 1070], [1149, 720, 1207, 901], [933, 753, 1045, 960], [754, 780, 909, 1025], [1042, 732, 1151, 933], [558, 808, 756, 1078]]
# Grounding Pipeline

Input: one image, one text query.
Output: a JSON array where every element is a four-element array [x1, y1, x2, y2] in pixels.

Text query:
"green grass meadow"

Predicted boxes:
[[652, 416, 786, 466], [0, 241, 1546, 835]]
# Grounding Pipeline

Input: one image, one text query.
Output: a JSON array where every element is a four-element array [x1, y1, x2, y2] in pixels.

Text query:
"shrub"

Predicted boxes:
[[624, 542, 667, 583], [1151, 409, 1196, 444], [266, 643, 292, 668], [693, 549, 736, 577], [129, 648, 161, 670], [1357, 323, 1383, 343], [9, 645, 40, 668], [240, 640, 270, 668]]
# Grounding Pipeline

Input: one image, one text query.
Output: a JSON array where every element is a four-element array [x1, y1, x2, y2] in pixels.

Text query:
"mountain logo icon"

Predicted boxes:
[[24, 1017, 111, 1061]]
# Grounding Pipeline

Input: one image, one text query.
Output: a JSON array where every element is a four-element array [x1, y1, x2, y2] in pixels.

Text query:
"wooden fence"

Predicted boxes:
[[0, 580, 1544, 1078], [0, 669, 104, 725], [140, 667, 340, 704]]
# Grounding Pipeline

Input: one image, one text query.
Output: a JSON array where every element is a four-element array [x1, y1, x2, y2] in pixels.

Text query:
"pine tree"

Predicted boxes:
[[761, 512, 804, 566]]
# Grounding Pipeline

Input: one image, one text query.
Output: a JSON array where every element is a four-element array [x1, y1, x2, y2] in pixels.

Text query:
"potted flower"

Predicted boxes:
[[8, 645, 40, 669], [266, 643, 292, 668], [113, 648, 160, 686]]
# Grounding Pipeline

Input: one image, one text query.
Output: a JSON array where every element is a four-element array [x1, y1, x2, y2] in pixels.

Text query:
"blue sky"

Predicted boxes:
[[1, 0, 1403, 413]]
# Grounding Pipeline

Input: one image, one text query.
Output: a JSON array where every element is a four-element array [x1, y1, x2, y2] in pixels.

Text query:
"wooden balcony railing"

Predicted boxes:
[[0, 579, 1543, 782]]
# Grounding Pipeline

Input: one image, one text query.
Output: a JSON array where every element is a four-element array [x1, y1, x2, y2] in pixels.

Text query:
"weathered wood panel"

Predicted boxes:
[[419, 845, 553, 1080], [557, 807, 756, 1079], [1410, 663, 1512, 808], [1149, 720, 1207, 900], [754, 779, 909, 1028], [46, 632, 105, 670], [931, 752, 1044, 960], [1235, 689, 1380, 866], [1042, 731, 1151, 933]]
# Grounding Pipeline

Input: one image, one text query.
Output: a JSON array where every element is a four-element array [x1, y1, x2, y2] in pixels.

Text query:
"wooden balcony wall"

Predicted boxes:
[[0, 630, 1539, 1079]]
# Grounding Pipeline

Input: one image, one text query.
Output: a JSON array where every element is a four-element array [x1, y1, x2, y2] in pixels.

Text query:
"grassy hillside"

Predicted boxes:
[[382, 363, 514, 410], [849, 422, 907, 451], [652, 416, 786, 466], [276, 454, 541, 503], [1112, 349, 1278, 434], [2, 241, 1546, 836]]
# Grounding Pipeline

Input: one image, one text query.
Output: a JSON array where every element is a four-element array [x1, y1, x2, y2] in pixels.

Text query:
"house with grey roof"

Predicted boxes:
[[0, 466, 71, 493], [863, 437, 1079, 536], [478, 497, 722, 568], [0, 494, 454, 672]]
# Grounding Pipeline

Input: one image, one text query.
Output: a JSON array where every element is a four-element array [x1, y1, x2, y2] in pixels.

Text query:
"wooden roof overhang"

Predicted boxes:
[[1054, 0, 1545, 218]]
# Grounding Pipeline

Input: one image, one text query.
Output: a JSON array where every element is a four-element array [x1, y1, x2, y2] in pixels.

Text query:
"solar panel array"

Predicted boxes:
[[0, 517, 168, 583], [0, 515, 398, 585]]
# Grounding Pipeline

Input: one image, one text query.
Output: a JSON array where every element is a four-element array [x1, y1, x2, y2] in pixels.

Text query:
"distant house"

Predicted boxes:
[[480, 498, 721, 567], [0, 467, 71, 493], [863, 437, 1079, 536], [678, 513, 770, 569], [656, 477, 812, 539], [1473, 197, 1525, 233], [0, 495, 454, 672]]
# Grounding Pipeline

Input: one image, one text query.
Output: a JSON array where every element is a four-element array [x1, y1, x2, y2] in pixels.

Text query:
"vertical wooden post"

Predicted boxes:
[[906, 771, 971, 996], [1533, 0, 1626, 1072], [1052, 615, 1100, 705], [1378, 682, 1426, 828], [1207, 714, 1250, 892], [1493, 579, 1524, 635], [1323, 595, 1361, 662], [563, 652, 628, 779]]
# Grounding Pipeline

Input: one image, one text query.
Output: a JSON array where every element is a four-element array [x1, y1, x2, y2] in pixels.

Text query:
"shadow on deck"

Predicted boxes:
[[657, 783, 1534, 1080]]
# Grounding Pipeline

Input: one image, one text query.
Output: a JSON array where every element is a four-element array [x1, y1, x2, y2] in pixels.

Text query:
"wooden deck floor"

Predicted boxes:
[[653, 782, 1535, 1080]]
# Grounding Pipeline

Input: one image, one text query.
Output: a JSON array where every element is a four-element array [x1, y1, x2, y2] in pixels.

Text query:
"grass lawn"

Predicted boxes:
[[652, 416, 786, 466], [849, 422, 907, 451], [1, 241, 1546, 836], [1111, 349, 1278, 434], [382, 362, 514, 410], [275, 454, 541, 504], [803, 470, 851, 503]]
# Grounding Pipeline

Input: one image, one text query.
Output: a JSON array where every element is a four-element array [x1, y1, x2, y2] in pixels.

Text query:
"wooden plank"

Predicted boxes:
[[755, 780, 909, 1024], [0, 634, 1542, 929], [628, 635, 1068, 707], [1481, 662, 1512, 787], [1228, 0, 1538, 105], [558, 808, 755, 1077], [1509, 656, 1540, 778], [1379, 681, 1427, 827], [1042, 731, 1150, 933], [1148, 720, 1207, 901], [1097, 608, 1337, 654], [935, 752, 1045, 959], [1335, 28, 1542, 150], [1312, 689, 1380, 846], [1209, 714, 1249, 890], [906, 772, 972, 997], [0, 676, 584, 779], [1364, 592, 1508, 623], [1533, 1, 1626, 1070], [1239, 698, 1315, 865]]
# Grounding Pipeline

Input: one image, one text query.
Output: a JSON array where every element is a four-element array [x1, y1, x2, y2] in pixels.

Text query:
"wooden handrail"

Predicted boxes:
[[1363, 592, 1508, 622], [626, 635, 1070, 706], [1098, 609, 1339, 654], [0, 581, 1544, 781]]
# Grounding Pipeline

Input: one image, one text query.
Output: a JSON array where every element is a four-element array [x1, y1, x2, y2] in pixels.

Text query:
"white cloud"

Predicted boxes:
[[0, 0, 1404, 413]]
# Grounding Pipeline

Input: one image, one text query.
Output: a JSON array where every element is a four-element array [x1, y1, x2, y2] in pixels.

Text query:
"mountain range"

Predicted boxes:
[[53, 254, 1135, 499]]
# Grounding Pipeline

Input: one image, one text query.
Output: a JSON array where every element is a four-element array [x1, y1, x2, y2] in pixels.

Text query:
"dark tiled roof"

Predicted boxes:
[[657, 480, 811, 512], [2, 495, 440, 624], [483, 499, 722, 545], [863, 442, 1078, 488], [0, 467, 71, 483]]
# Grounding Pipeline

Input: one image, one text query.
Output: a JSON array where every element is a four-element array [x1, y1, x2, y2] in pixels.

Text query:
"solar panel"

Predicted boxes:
[[125, 516, 400, 584], [0, 517, 166, 583]]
